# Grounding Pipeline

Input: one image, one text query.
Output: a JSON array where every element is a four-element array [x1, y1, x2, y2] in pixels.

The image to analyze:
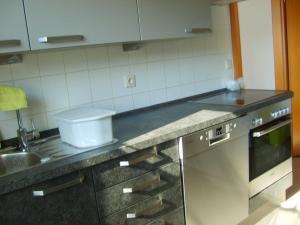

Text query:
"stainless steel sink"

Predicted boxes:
[[0, 152, 42, 175]]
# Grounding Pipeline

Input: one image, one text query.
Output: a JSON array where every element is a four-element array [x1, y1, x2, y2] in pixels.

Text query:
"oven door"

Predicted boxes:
[[249, 117, 292, 197]]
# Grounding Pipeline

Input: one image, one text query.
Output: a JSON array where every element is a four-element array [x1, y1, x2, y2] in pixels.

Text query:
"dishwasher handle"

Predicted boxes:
[[209, 133, 231, 146]]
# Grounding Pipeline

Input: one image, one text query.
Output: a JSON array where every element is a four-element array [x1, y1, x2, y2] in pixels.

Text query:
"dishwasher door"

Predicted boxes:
[[180, 119, 249, 225]]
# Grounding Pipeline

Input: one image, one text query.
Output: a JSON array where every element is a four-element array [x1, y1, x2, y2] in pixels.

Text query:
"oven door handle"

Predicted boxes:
[[252, 119, 291, 138]]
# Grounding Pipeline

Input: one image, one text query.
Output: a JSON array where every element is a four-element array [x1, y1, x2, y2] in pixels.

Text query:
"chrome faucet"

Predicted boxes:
[[16, 110, 40, 152]]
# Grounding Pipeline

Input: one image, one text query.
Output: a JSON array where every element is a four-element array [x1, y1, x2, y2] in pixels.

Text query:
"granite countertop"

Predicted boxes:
[[0, 89, 293, 195]]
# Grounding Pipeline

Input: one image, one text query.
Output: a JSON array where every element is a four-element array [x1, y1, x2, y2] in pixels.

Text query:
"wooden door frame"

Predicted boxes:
[[229, 0, 289, 89]]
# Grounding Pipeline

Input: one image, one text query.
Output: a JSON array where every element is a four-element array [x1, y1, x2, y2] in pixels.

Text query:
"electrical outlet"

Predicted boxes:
[[124, 74, 136, 88], [225, 59, 233, 70]]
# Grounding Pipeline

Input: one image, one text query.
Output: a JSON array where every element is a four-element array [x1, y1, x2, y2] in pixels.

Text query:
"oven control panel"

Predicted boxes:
[[271, 107, 290, 119], [248, 99, 291, 129]]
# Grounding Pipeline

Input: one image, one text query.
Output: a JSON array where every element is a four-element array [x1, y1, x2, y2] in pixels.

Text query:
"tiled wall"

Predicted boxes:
[[0, 6, 233, 140]]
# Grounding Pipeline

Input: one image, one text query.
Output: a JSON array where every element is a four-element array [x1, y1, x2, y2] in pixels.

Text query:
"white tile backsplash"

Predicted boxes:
[[38, 51, 65, 76], [41, 74, 69, 111], [66, 71, 92, 107], [0, 6, 233, 139]]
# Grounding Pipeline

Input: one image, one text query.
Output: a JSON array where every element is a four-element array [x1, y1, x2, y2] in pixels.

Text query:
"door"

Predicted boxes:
[[0, 0, 30, 54], [0, 169, 100, 225], [23, 0, 140, 50], [137, 0, 212, 41]]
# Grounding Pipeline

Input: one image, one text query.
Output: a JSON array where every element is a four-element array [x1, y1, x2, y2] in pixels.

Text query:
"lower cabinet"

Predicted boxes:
[[0, 169, 100, 225], [0, 141, 185, 225]]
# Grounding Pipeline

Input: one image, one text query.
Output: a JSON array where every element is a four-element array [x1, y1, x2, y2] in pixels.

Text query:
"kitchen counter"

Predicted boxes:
[[0, 89, 293, 195]]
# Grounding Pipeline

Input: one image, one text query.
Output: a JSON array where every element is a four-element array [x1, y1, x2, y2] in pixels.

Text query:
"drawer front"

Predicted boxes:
[[103, 183, 183, 225], [97, 162, 181, 216], [92, 140, 179, 191], [146, 207, 185, 225]]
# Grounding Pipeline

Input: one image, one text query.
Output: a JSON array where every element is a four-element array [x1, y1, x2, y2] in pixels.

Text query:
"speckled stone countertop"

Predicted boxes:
[[0, 89, 293, 195]]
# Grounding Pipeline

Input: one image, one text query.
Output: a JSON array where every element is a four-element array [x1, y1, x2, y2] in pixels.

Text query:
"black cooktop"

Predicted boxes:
[[193, 89, 286, 107]]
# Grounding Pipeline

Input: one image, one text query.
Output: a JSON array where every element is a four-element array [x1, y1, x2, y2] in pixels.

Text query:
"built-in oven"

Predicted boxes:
[[248, 99, 293, 199]]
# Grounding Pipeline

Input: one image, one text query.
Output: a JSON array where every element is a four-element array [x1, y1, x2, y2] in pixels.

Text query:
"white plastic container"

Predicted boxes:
[[55, 107, 116, 148]]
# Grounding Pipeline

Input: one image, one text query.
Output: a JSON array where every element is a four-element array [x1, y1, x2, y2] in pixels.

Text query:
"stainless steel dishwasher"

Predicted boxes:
[[179, 117, 249, 225]]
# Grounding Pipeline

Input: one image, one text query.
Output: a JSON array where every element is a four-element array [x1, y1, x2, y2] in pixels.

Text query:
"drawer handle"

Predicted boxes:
[[126, 197, 164, 219], [184, 28, 211, 34], [120, 146, 162, 167], [32, 174, 85, 197], [38, 35, 84, 44], [0, 39, 21, 47], [123, 173, 161, 193]]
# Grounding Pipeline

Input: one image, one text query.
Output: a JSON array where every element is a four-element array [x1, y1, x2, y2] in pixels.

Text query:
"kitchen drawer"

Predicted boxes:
[[145, 207, 185, 225], [92, 140, 179, 191], [97, 162, 181, 216], [103, 183, 183, 225]]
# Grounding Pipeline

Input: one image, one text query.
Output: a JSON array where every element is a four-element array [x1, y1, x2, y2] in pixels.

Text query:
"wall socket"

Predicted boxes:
[[124, 74, 136, 88]]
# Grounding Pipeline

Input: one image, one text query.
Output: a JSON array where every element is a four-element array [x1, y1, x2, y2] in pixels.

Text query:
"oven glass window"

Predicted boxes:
[[249, 120, 291, 181]]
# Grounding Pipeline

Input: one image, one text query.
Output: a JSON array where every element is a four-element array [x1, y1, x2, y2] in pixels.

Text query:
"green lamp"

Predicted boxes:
[[0, 85, 29, 151]]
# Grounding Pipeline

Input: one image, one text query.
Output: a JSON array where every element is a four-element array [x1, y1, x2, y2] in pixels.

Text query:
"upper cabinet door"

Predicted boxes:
[[23, 0, 140, 50], [0, 0, 30, 54], [137, 0, 212, 41]]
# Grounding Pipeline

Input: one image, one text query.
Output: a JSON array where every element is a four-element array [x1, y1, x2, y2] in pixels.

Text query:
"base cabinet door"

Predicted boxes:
[[0, 169, 100, 225]]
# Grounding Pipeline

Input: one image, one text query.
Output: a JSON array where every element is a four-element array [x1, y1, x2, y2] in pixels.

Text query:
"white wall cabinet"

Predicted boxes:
[[0, 0, 30, 54], [23, 0, 141, 50], [137, 0, 212, 41]]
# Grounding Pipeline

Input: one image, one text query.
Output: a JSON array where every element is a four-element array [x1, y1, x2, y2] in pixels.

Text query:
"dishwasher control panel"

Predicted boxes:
[[206, 123, 235, 140]]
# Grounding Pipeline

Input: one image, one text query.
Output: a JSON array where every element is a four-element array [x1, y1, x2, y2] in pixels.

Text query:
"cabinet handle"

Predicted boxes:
[[32, 174, 85, 197], [120, 146, 162, 167], [0, 39, 21, 47], [126, 197, 164, 219], [38, 35, 84, 44], [185, 28, 211, 34], [123, 173, 161, 193]]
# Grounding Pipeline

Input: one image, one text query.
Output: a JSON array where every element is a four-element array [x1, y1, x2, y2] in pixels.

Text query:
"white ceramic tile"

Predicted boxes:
[[86, 46, 109, 70], [0, 111, 16, 121], [0, 81, 13, 86], [110, 66, 132, 97], [205, 32, 219, 55], [130, 64, 149, 94], [93, 99, 115, 111], [166, 86, 183, 101], [192, 36, 206, 57], [193, 56, 213, 81], [0, 65, 12, 82], [164, 60, 181, 87], [149, 89, 167, 105], [11, 54, 39, 80], [89, 68, 113, 101], [146, 41, 164, 62], [163, 41, 179, 60], [147, 62, 165, 90], [114, 95, 134, 113], [41, 74, 69, 111], [181, 83, 198, 98], [0, 119, 18, 139], [63, 49, 88, 73], [177, 39, 194, 58], [14, 78, 45, 116], [66, 71, 92, 107], [132, 92, 151, 109], [22, 113, 48, 132], [38, 51, 65, 76], [179, 58, 195, 84], [128, 47, 147, 64], [46, 108, 68, 129], [108, 45, 129, 67]]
